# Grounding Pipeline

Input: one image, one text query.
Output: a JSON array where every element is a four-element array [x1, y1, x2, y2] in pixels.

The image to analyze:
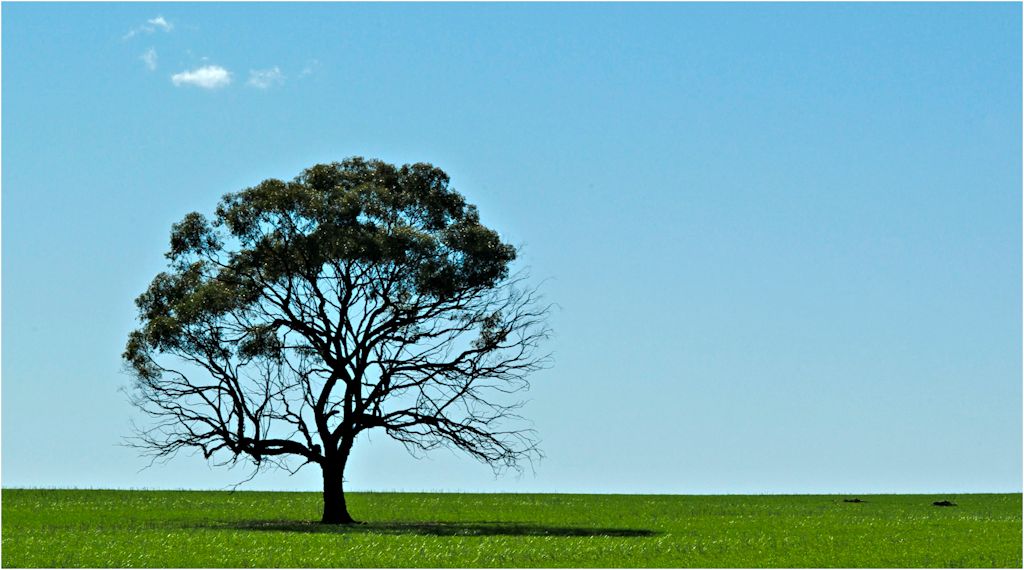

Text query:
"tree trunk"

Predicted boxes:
[[320, 463, 355, 524]]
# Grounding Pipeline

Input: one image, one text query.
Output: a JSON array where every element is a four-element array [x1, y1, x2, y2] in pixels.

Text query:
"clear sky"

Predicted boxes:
[[3, 3, 1020, 495]]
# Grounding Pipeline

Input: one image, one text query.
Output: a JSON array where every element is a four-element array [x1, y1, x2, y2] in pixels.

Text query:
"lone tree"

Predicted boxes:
[[124, 157, 550, 524]]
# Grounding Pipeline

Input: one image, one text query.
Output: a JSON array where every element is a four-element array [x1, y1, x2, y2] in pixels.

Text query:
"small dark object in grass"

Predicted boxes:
[[843, 498, 865, 503], [933, 500, 957, 507]]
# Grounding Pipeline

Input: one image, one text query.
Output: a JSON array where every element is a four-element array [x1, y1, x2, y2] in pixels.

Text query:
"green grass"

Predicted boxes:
[[2, 489, 1020, 567]]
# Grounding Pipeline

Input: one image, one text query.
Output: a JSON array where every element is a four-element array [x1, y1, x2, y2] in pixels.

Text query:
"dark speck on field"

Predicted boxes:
[[933, 500, 957, 507], [843, 498, 865, 503]]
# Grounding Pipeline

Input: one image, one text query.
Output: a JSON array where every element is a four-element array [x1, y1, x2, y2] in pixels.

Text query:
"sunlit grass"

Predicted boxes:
[[2, 490, 1020, 567]]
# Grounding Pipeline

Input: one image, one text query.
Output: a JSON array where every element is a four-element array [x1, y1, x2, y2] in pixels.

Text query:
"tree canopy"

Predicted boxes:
[[124, 157, 550, 522]]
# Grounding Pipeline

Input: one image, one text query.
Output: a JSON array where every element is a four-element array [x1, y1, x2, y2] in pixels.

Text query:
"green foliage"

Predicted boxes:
[[3, 490, 1020, 568], [127, 157, 517, 378], [200, 157, 515, 293]]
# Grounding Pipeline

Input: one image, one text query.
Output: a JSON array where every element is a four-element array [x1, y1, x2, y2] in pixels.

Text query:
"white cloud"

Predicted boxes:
[[124, 15, 174, 40], [247, 67, 285, 89], [140, 48, 157, 71], [147, 16, 173, 32], [171, 65, 232, 89]]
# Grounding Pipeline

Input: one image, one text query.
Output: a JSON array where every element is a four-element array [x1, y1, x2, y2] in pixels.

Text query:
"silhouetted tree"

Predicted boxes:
[[124, 158, 550, 524]]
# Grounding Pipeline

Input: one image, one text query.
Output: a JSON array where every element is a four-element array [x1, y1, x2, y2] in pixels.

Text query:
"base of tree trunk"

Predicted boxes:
[[321, 463, 355, 525]]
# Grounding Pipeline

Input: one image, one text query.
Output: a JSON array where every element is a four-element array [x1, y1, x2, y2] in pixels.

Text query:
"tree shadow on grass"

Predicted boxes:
[[220, 520, 658, 538]]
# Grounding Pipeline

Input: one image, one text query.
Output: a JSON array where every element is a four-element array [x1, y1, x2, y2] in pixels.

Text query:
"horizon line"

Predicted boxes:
[[3, 487, 1020, 496]]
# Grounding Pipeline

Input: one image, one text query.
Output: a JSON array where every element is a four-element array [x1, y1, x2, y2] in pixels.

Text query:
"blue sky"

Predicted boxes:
[[3, 3, 1020, 494]]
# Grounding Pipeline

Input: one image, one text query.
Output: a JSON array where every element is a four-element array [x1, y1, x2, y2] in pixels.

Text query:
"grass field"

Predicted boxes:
[[1, 489, 1020, 567]]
